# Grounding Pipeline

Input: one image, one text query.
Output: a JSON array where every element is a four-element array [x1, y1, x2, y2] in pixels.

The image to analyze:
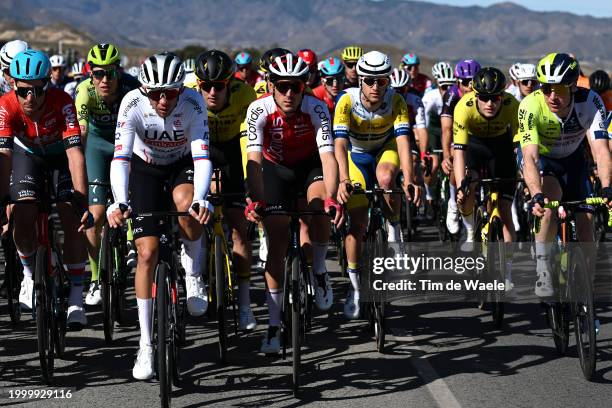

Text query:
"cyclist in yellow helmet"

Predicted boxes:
[[341, 45, 363, 88]]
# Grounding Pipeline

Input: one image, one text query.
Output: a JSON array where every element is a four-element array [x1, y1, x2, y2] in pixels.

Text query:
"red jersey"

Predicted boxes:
[[0, 88, 81, 155], [234, 70, 259, 87], [409, 73, 432, 97], [600, 89, 612, 112], [312, 85, 335, 118], [244, 94, 333, 166]]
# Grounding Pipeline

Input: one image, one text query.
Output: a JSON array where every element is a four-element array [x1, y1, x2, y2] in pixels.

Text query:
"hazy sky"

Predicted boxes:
[[420, 0, 612, 18]]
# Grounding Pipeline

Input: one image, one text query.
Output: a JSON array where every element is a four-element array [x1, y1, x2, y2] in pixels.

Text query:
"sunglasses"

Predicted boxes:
[[91, 68, 118, 80], [344, 62, 357, 69], [200, 80, 228, 92], [460, 78, 472, 87], [323, 75, 344, 85], [147, 88, 181, 102], [15, 85, 46, 99], [520, 79, 536, 86], [274, 80, 304, 94], [362, 77, 390, 88], [477, 93, 503, 103], [541, 83, 569, 96]]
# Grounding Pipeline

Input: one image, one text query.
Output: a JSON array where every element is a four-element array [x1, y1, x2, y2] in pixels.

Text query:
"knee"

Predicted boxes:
[[377, 171, 395, 188], [136, 244, 158, 266]]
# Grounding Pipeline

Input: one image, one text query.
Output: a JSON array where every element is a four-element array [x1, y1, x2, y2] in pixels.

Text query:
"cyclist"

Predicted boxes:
[[312, 57, 345, 119], [0, 40, 30, 95], [341, 45, 363, 88], [441, 59, 481, 235], [194, 50, 258, 330], [183, 58, 197, 89], [298, 48, 320, 88], [253, 48, 292, 97], [49, 54, 72, 89], [107, 52, 213, 380], [506, 63, 538, 102], [243, 53, 343, 353], [64, 60, 86, 99], [400, 53, 432, 97], [334, 51, 420, 319], [76, 43, 140, 306], [589, 70, 612, 112], [234, 51, 259, 87], [422, 61, 456, 201], [519, 53, 611, 297], [0, 50, 92, 328], [453, 67, 519, 260]]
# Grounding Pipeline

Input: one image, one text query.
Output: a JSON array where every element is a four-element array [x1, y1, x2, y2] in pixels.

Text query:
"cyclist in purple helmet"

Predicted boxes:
[[440, 59, 481, 236]]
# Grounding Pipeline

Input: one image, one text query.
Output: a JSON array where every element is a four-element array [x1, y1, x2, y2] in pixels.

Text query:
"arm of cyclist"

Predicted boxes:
[[0, 141, 12, 201], [441, 115, 454, 174], [451, 105, 469, 205], [74, 81, 90, 147], [244, 101, 266, 223], [521, 144, 546, 217], [189, 105, 214, 224], [334, 137, 352, 205], [397, 134, 421, 206]]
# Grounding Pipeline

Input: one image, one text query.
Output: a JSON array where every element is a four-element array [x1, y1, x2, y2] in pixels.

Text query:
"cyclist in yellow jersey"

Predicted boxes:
[[334, 51, 420, 319], [454, 68, 519, 254], [520, 53, 611, 297], [194, 50, 258, 330]]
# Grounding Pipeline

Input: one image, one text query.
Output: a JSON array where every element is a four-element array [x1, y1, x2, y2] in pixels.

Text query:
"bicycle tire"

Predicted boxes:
[[549, 302, 570, 355], [214, 234, 228, 363], [4, 236, 22, 324], [113, 231, 128, 326], [156, 263, 172, 408], [53, 248, 67, 358], [487, 217, 505, 329], [291, 255, 301, 395], [570, 247, 596, 381], [99, 224, 115, 344], [404, 196, 413, 242], [35, 246, 54, 385], [374, 228, 387, 353]]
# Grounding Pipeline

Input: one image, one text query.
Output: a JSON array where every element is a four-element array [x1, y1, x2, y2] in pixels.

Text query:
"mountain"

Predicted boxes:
[[1, 0, 611, 68]]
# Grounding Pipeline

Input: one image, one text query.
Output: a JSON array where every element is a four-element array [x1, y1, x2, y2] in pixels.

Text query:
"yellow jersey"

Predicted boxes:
[[208, 79, 257, 143]]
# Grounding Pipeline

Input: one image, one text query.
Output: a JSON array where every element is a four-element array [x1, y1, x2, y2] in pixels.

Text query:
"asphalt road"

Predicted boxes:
[[1, 227, 611, 408]]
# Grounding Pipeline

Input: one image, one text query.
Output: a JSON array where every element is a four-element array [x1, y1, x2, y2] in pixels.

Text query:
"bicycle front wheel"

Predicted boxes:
[[156, 263, 172, 408], [486, 217, 505, 329], [35, 246, 54, 384], [290, 255, 301, 395], [214, 234, 228, 363], [373, 228, 387, 353], [99, 224, 115, 344]]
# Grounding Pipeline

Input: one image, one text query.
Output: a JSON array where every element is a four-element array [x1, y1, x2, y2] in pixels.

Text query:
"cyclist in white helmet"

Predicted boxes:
[[507, 62, 538, 102], [49, 54, 72, 89], [64, 61, 86, 99], [0, 40, 29, 95]]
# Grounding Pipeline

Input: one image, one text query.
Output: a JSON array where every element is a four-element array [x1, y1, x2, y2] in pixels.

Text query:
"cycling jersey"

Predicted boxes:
[[111, 87, 211, 203], [75, 74, 140, 143], [422, 89, 444, 153], [600, 89, 612, 112], [452, 91, 519, 149], [234, 70, 259, 87], [506, 84, 523, 102], [49, 76, 72, 90], [244, 94, 333, 167], [208, 80, 256, 143], [403, 92, 426, 129], [441, 84, 463, 117], [333, 87, 410, 154], [518, 88, 607, 159], [0, 88, 81, 155], [409, 73, 432, 97], [253, 80, 268, 98], [312, 85, 336, 118]]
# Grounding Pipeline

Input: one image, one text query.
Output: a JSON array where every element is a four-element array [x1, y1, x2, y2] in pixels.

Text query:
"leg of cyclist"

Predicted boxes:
[[376, 144, 402, 242], [12, 203, 37, 311], [85, 203, 105, 306], [173, 183, 207, 317]]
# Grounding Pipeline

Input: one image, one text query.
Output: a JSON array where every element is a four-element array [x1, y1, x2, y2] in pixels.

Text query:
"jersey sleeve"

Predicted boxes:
[[518, 95, 540, 149], [452, 97, 470, 149], [58, 93, 82, 150], [0, 96, 14, 150], [74, 80, 90, 134], [392, 93, 411, 137], [509, 97, 520, 143], [187, 92, 213, 202], [333, 92, 351, 139], [244, 99, 266, 153], [413, 95, 426, 129], [422, 92, 435, 128], [308, 98, 334, 154], [588, 91, 609, 141], [441, 91, 457, 117], [110, 93, 138, 203]]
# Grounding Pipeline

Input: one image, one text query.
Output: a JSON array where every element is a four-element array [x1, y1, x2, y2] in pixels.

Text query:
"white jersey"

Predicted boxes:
[[111, 87, 212, 202], [64, 79, 82, 99], [404, 92, 426, 129], [422, 88, 444, 127], [506, 84, 523, 102]]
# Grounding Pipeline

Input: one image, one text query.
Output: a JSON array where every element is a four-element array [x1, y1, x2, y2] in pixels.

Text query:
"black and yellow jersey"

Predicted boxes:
[[452, 91, 519, 149], [208, 79, 257, 143]]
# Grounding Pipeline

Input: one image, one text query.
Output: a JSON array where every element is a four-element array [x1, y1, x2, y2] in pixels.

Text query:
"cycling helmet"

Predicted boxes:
[[49, 54, 65, 68], [235, 51, 252, 65], [589, 70, 610, 94], [401, 53, 420, 66], [259, 48, 291, 73], [390, 68, 410, 88], [139, 52, 185, 89], [454, 59, 481, 80], [319, 57, 344, 76], [268, 53, 309, 82], [10, 50, 51, 81], [0, 40, 29, 69], [82, 61, 92, 76], [71, 61, 85, 77], [195, 50, 234, 81], [356, 51, 392, 77], [509, 63, 537, 81], [127, 66, 139, 78], [431, 61, 455, 83], [87, 43, 121, 67], [298, 49, 318, 70], [341, 46, 363, 62], [472, 67, 506, 96], [183, 58, 196, 73], [536, 53, 579, 85]]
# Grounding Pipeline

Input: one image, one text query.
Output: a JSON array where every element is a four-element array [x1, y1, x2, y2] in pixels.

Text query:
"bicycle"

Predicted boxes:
[[461, 175, 520, 329], [92, 181, 132, 345], [535, 197, 612, 381]]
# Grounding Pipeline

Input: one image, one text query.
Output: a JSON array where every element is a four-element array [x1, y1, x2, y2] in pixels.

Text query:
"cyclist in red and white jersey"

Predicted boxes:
[[244, 53, 342, 354]]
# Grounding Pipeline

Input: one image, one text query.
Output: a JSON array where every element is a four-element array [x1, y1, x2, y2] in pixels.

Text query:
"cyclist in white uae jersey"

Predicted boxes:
[[107, 52, 213, 381]]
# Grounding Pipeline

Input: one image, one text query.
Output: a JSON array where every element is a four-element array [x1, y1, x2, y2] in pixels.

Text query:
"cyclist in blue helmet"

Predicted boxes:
[[313, 57, 345, 117], [234, 51, 258, 86], [400, 52, 431, 96]]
